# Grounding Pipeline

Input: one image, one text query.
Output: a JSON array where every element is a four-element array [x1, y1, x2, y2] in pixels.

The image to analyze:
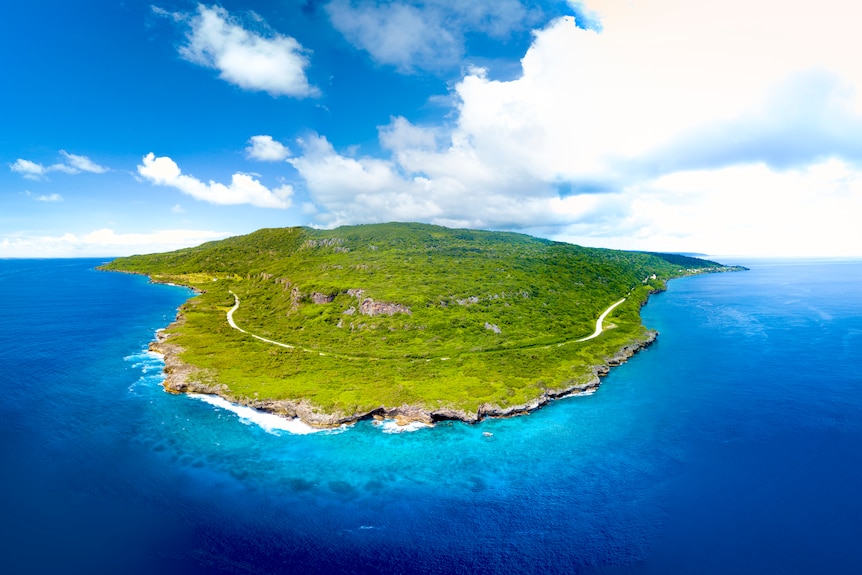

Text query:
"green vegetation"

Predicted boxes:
[[101, 223, 741, 419]]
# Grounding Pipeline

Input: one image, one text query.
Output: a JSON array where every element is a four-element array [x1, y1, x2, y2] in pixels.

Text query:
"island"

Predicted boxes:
[[100, 223, 744, 428]]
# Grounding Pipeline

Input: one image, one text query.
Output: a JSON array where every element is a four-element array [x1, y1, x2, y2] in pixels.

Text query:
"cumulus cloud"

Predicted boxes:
[[289, 132, 600, 229], [378, 116, 438, 151], [289, 134, 430, 226], [10, 159, 48, 180], [138, 153, 293, 209], [288, 1, 862, 255], [0, 228, 230, 258], [246, 135, 291, 161], [10, 152, 108, 180], [326, 0, 534, 71], [178, 4, 318, 97], [553, 160, 862, 257]]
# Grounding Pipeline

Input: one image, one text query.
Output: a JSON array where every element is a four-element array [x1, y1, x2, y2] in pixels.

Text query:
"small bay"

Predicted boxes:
[[0, 258, 860, 574]]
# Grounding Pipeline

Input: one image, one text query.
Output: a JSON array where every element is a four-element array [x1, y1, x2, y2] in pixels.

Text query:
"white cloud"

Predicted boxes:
[[289, 133, 591, 229], [171, 204, 186, 214], [325, 0, 531, 71], [0, 228, 230, 258], [151, 5, 183, 22], [246, 135, 291, 161], [287, 1, 862, 256], [379, 116, 438, 152], [138, 152, 293, 209], [179, 4, 318, 97], [59, 150, 108, 173], [327, 1, 458, 71], [553, 160, 862, 257], [289, 134, 430, 226], [25, 192, 63, 202], [10, 159, 47, 180], [565, 1, 602, 31], [10, 152, 108, 180], [48, 163, 80, 175]]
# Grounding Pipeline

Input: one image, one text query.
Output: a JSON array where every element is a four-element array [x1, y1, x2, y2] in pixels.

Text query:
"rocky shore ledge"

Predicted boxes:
[[150, 314, 658, 428]]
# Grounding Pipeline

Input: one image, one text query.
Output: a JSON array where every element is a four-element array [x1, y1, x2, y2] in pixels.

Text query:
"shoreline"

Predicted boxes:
[[106, 265, 743, 430], [149, 300, 659, 430], [97, 226, 747, 431]]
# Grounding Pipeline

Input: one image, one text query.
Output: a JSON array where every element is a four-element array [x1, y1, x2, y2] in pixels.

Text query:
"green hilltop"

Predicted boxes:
[[101, 222, 741, 425]]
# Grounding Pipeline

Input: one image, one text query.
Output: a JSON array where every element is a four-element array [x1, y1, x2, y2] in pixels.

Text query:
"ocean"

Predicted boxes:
[[0, 258, 860, 574]]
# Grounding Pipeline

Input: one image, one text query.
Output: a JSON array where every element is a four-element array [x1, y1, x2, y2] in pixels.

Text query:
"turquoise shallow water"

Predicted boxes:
[[0, 258, 860, 574]]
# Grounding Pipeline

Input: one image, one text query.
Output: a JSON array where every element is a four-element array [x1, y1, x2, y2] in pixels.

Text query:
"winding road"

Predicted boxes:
[[227, 291, 296, 350], [226, 290, 626, 355], [576, 298, 627, 342]]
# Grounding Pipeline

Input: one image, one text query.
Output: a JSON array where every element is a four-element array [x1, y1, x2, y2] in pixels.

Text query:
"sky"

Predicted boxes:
[[2, 0, 861, 258]]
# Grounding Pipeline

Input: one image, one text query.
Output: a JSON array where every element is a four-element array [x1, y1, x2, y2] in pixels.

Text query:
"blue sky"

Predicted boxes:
[[2, 0, 860, 257]]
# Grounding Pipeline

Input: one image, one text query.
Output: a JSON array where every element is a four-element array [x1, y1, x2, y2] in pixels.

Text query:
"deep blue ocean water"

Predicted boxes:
[[0, 258, 860, 574]]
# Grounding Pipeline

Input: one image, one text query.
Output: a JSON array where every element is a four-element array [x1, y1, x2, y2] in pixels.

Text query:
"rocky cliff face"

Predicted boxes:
[[148, 299, 657, 429], [311, 292, 335, 304], [358, 298, 411, 316], [150, 329, 227, 396]]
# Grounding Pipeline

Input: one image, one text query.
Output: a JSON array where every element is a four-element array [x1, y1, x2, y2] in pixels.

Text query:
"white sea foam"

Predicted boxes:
[[551, 389, 597, 400], [125, 350, 164, 365], [126, 349, 168, 392], [188, 394, 336, 436], [125, 351, 154, 363], [374, 419, 433, 434]]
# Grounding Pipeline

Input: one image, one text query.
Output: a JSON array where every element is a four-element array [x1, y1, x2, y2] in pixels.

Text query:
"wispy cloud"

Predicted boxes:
[[138, 153, 293, 209], [0, 228, 230, 258], [10, 159, 49, 180], [151, 5, 183, 23], [26, 191, 64, 202], [176, 4, 318, 97], [326, 0, 536, 72], [10, 152, 108, 180], [246, 135, 291, 161], [60, 150, 108, 174]]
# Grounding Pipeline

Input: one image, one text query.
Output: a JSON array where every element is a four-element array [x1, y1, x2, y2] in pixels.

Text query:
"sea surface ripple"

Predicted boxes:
[[0, 258, 860, 574]]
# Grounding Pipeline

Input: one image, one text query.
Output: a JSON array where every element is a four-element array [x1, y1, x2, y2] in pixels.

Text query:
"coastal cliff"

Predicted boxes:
[[103, 222, 743, 429], [150, 308, 658, 427]]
